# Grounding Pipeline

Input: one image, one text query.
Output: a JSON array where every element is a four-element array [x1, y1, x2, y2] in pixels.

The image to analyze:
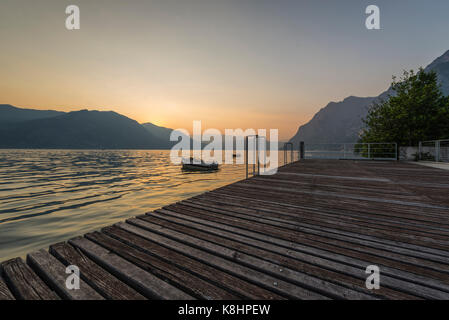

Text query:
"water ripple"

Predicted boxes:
[[0, 149, 253, 261]]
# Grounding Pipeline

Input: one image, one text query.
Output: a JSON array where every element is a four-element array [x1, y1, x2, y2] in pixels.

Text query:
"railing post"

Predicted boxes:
[[418, 141, 422, 161], [300, 141, 305, 160], [256, 135, 260, 176], [252, 137, 256, 176], [245, 136, 248, 179], [290, 144, 293, 163], [436, 140, 441, 162], [282, 142, 293, 165], [283, 144, 286, 165]]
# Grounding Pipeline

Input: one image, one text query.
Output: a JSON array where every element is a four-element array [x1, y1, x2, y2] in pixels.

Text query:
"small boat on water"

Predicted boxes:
[[182, 157, 219, 172]]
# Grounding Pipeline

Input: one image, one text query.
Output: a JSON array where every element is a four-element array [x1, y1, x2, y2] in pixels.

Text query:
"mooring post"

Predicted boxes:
[[418, 141, 422, 160], [245, 136, 248, 179], [256, 135, 260, 176], [299, 141, 305, 160], [436, 140, 440, 162], [291, 144, 293, 163], [283, 144, 286, 165]]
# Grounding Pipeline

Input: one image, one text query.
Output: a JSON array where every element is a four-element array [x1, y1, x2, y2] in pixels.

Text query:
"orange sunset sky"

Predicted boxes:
[[2, 0, 449, 139]]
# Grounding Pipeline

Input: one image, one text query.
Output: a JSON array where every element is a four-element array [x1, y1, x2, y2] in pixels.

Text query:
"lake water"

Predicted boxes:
[[0, 149, 286, 261]]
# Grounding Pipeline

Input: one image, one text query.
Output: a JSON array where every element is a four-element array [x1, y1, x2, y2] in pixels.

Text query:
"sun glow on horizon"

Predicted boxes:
[[2, 1, 449, 141]]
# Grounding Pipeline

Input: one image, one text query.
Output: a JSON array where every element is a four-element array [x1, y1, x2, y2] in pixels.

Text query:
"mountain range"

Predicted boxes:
[[289, 49, 449, 145], [1, 50, 448, 149], [0, 105, 180, 149]]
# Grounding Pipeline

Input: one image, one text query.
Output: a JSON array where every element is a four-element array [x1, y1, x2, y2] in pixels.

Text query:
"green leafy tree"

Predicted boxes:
[[360, 68, 449, 146]]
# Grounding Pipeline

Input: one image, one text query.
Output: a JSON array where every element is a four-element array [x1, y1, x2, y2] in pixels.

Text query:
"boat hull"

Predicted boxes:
[[182, 163, 219, 171]]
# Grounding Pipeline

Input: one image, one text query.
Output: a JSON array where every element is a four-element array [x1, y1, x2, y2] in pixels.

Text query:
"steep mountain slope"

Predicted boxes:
[[142, 122, 174, 141], [289, 50, 449, 145], [290, 96, 376, 144], [425, 49, 449, 95], [142, 122, 202, 149]]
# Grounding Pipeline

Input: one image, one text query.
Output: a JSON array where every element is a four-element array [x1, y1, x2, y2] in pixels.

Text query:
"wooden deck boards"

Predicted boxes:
[[1, 160, 449, 300]]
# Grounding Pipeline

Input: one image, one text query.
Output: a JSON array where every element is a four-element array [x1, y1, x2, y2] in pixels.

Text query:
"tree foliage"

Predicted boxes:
[[360, 68, 449, 146]]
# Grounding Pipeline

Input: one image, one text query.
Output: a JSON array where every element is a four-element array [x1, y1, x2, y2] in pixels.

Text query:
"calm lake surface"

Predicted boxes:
[[0, 149, 285, 261]]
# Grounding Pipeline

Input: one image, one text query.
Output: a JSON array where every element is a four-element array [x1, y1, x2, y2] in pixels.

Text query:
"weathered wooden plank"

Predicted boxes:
[[143, 211, 418, 301], [137, 214, 391, 299], [240, 191, 449, 227], [194, 193, 449, 234], [27, 249, 104, 300], [1, 257, 59, 300], [188, 197, 449, 247], [49, 242, 145, 300], [248, 177, 426, 203], [222, 183, 449, 219], [84, 231, 240, 300], [182, 199, 449, 242], [118, 220, 328, 300], [151, 208, 449, 298], [210, 191, 449, 236], [151, 208, 449, 272], [161, 203, 449, 268], [146, 210, 449, 296], [98, 227, 283, 300], [220, 175, 449, 215], [276, 172, 391, 183], [242, 178, 448, 213], [198, 192, 449, 258], [252, 175, 411, 193], [68, 236, 193, 300], [195, 191, 449, 257], [177, 200, 449, 272], [0, 275, 14, 300], [2, 159, 449, 300]]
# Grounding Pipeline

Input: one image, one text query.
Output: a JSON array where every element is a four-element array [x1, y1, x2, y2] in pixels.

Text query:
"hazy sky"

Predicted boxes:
[[1, 0, 449, 139]]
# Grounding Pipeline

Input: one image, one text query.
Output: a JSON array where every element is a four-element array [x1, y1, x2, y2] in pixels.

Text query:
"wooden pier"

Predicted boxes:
[[1, 160, 449, 300]]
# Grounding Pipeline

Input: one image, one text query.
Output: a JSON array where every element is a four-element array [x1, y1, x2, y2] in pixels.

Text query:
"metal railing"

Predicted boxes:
[[419, 140, 449, 162], [245, 135, 267, 178], [283, 142, 294, 165], [303, 143, 398, 160]]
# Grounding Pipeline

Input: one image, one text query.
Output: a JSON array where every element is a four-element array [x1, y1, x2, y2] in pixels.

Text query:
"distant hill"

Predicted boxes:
[[142, 122, 200, 148], [290, 49, 449, 145], [0, 108, 170, 149], [142, 122, 175, 141], [0, 104, 65, 123]]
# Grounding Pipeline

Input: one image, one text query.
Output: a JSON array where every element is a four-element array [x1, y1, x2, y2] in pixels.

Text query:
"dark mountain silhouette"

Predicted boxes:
[[0, 108, 171, 149], [142, 122, 198, 149], [425, 49, 449, 95], [289, 96, 377, 145], [142, 122, 174, 141], [290, 49, 449, 145], [0, 104, 65, 123]]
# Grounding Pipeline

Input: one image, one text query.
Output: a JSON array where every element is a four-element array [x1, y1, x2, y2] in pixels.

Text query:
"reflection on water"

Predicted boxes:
[[1, 149, 276, 261]]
